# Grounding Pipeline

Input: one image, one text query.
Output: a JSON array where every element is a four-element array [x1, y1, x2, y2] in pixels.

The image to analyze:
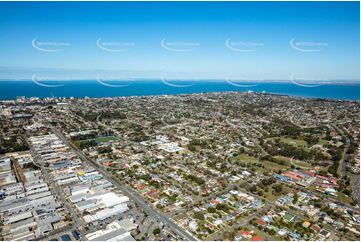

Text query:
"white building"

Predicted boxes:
[[85, 220, 135, 241]]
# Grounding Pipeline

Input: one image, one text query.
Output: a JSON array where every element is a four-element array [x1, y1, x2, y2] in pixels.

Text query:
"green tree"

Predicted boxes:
[[153, 227, 161, 235]]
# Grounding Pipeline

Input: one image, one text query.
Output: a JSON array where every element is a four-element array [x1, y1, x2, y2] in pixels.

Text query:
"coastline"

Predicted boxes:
[[0, 80, 359, 101]]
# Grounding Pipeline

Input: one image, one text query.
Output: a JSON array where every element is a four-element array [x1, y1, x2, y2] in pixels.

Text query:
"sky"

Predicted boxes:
[[0, 1, 359, 81]]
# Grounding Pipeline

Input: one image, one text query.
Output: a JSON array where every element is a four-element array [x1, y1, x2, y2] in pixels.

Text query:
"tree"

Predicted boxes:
[[153, 227, 161, 235], [216, 203, 229, 212], [273, 183, 283, 194], [193, 212, 205, 220], [293, 193, 299, 204], [249, 185, 257, 193], [207, 207, 216, 213]]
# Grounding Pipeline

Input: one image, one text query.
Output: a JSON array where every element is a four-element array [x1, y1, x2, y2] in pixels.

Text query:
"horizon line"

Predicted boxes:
[[0, 78, 359, 83]]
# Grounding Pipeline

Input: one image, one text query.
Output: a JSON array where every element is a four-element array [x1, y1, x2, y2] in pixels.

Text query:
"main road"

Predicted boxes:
[[50, 126, 197, 241], [330, 123, 359, 205]]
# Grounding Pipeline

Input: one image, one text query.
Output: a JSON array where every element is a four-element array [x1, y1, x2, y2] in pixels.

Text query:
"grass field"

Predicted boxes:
[[274, 156, 312, 169], [317, 139, 329, 145], [280, 137, 308, 147], [263, 160, 289, 171], [265, 137, 309, 148], [74, 140, 85, 147], [237, 154, 259, 163], [93, 136, 118, 143], [75, 136, 118, 146], [336, 192, 353, 205]]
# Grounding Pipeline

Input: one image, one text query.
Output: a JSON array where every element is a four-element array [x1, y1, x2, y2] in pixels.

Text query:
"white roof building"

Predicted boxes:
[[85, 220, 135, 241], [83, 203, 128, 224]]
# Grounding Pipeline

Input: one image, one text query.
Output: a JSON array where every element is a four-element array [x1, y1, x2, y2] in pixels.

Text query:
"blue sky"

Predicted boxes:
[[0, 1, 359, 81]]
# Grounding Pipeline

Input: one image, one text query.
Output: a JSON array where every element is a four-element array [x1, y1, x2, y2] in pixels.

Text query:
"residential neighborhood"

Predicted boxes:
[[1, 92, 359, 240]]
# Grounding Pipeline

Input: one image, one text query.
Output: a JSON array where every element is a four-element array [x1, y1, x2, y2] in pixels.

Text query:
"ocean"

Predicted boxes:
[[0, 80, 359, 101]]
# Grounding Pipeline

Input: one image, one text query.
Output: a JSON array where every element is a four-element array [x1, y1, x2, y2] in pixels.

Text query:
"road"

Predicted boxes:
[[330, 123, 350, 177], [330, 123, 359, 205], [351, 174, 360, 205], [41, 167, 83, 233], [23, 134, 84, 240], [50, 126, 197, 241]]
